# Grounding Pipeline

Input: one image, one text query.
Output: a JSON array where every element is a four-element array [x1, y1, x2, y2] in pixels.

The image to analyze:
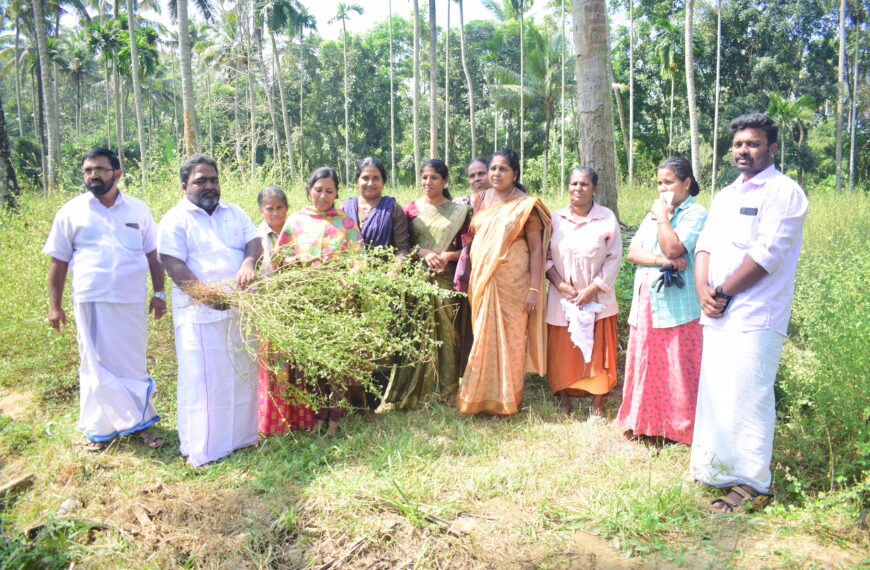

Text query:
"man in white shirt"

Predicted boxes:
[[158, 153, 262, 467], [691, 113, 808, 513], [44, 148, 167, 451]]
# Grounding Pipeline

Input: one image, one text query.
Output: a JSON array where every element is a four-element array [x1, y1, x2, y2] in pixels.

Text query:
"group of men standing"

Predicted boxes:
[[45, 150, 262, 466], [44, 112, 808, 513]]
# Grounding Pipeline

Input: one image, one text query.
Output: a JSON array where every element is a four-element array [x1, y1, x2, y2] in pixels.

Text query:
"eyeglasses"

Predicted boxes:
[[82, 167, 114, 176]]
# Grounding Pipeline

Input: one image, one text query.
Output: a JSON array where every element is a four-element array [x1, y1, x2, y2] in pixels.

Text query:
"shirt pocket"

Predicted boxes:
[[730, 206, 759, 247], [117, 224, 144, 252], [217, 218, 246, 250]]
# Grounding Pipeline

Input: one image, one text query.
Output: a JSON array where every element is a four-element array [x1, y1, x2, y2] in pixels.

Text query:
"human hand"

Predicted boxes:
[[149, 297, 167, 320], [523, 289, 540, 314], [698, 286, 726, 318], [668, 256, 688, 271], [422, 249, 447, 272], [47, 307, 67, 331], [557, 281, 579, 301], [574, 284, 599, 307], [651, 198, 672, 223], [235, 260, 257, 290]]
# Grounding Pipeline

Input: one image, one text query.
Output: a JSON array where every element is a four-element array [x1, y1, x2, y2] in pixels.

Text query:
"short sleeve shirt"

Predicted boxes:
[[158, 198, 260, 325], [42, 191, 156, 304], [628, 196, 707, 328]]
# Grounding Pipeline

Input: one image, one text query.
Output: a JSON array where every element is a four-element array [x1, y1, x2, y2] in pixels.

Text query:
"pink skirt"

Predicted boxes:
[[617, 280, 702, 445]]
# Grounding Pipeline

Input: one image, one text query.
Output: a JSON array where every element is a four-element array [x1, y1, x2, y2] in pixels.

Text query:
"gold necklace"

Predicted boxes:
[[486, 186, 518, 209]]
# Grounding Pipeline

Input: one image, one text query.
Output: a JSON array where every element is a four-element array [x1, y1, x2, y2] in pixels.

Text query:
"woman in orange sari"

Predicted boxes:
[[456, 149, 552, 415]]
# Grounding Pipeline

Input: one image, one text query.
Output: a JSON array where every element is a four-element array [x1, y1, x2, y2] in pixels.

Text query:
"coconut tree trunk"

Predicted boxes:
[[457, 0, 476, 160], [628, 0, 634, 187], [31, 0, 60, 195], [848, 23, 860, 193], [571, 0, 619, 218], [685, 0, 700, 178], [126, 0, 147, 188], [444, 1, 450, 165], [256, 32, 282, 176], [560, 0, 567, 193], [113, 61, 124, 169], [413, 0, 421, 185], [32, 71, 47, 194], [342, 18, 351, 183], [245, 21, 257, 174], [711, 0, 722, 194], [14, 23, 24, 137], [429, 0, 437, 158], [389, 0, 397, 186], [834, 0, 846, 191], [0, 96, 21, 207], [272, 33, 295, 177], [519, 1, 525, 173], [177, 0, 199, 155]]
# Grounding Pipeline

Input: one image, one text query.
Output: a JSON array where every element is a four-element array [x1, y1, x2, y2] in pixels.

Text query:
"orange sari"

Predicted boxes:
[[456, 194, 552, 415]]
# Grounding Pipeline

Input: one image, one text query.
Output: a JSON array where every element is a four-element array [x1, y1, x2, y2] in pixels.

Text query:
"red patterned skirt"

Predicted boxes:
[[617, 280, 702, 445], [257, 340, 315, 435]]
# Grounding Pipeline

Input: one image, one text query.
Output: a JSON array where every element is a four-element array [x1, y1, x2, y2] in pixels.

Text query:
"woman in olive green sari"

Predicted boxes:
[[381, 159, 471, 409]]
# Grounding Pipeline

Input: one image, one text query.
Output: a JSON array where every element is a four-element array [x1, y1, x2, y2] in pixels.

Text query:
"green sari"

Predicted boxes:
[[381, 200, 470, 409]]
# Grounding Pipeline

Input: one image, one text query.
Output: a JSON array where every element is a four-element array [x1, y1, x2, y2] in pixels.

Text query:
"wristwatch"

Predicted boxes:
[[713, 286, 733, 313], [153, 291, 166, 301]]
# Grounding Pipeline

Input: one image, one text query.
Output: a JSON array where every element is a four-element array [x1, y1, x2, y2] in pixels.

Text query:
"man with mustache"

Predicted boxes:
[[157, 153, 262, 467], [43, 147, 166, 451], [691, 113, 808, 513]]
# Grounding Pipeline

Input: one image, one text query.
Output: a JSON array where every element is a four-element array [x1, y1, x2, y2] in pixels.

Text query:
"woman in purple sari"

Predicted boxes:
[[342, 157, 411, 258]]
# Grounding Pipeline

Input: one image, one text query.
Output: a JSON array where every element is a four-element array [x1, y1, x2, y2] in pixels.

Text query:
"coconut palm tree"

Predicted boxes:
[[571, 0, 619, 218], [169, 0, 214, 156], [765, 92, 815, 175], [412, 0, 420, 184], [125, 0, 147, 186], [428, 0, 437, 158], [652, 16, 680, 153], [60, 29, 97, 137], [492, 26, 570, 194], [455, 0, 476, 160], [329, 2, 362, 184], [482, 0, 532, 171], [684, 0, 700, 180], [30, 0, 60, 194]]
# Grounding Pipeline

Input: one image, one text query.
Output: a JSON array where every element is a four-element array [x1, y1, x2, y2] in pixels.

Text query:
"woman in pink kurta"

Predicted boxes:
[[545, 167, 622, 416]]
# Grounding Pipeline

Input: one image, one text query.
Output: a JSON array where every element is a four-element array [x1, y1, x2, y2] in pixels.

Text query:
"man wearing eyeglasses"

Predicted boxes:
[[43, 147, 166, 451]]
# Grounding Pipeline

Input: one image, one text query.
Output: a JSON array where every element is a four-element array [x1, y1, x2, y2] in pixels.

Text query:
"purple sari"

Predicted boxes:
[[343, 196, 396, 249]]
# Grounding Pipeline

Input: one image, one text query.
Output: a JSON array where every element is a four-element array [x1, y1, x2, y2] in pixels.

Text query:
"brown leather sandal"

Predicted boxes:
[[708, 484, 771, 513]]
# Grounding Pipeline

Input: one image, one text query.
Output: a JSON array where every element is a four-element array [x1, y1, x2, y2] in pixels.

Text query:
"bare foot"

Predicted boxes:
[[557, 392, 572, 417], [325, 420, 340, 436], [591, 395, 605, 417], [309, 420, 325, 435]]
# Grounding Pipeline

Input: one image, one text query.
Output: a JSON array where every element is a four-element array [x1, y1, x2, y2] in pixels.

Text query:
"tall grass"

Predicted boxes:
[[0, 170, 866, 566]]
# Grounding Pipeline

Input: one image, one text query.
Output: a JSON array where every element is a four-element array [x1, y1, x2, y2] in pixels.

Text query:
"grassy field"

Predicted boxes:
[[0, 170, 867, 568]]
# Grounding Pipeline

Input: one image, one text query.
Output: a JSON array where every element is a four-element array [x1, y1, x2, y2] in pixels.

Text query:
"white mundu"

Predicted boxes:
[[158, 197, 260, 467], [690, 164, 807, 494], [43, 191, 160, 440]]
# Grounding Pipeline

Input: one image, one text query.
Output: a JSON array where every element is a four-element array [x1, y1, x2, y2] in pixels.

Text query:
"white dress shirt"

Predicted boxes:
[[43, 191, 156, 304], [696, 165, 808, 335], [158, 197, 260, 325]]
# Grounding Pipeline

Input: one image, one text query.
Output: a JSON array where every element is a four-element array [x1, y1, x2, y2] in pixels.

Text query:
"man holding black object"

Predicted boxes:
[[690, 113, 808, 513]]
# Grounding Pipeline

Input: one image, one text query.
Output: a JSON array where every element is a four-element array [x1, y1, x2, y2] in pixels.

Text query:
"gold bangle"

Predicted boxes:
[[657, 221, 668, 225], [528, 287, 539, 293]]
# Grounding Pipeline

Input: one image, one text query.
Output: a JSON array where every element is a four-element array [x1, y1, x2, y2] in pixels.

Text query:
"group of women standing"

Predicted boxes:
[[253, 149, 709, 447]]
